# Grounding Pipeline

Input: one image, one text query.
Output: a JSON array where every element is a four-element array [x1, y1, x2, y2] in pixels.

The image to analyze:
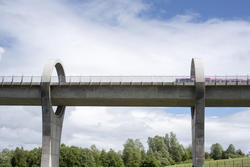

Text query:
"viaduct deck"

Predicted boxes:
[[0, 82, 250, 107]]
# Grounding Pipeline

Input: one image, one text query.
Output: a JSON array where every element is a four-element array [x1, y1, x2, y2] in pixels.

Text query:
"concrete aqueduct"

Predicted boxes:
[[40, 58, 205, 167], [1, 58, 250, 167]]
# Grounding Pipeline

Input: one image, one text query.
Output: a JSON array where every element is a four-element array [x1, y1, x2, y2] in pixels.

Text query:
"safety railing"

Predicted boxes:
[[0, 76, 249, 86], [0, 76, 191, 85]]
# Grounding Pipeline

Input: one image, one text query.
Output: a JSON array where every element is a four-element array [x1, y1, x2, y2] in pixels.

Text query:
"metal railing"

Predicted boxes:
[[0, 75, 249, 86]]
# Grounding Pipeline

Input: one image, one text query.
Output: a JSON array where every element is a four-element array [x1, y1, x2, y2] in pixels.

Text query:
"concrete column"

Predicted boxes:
[[41, 60, 66, 167], [191, 58, 205, 167]]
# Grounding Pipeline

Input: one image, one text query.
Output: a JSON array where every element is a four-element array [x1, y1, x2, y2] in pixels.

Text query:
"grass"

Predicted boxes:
[[167, 157, 250, 167]]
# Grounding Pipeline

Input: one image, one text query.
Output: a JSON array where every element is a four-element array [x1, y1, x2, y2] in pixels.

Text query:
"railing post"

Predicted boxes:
[[1, 76, 4, 87], [11, 75, 13, 86], [30, 76, 33, 87], [236, 75, 238, 85], [79, 76, 81, 86], [21, 75, 23, 85], [215, 75, 216, 86], [247, 75, 249, 85]]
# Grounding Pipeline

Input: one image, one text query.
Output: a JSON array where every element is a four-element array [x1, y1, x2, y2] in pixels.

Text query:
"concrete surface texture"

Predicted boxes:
[[40, 60, 66, 167], [191, 58, 205, 167], [1, 84, 250, 107]]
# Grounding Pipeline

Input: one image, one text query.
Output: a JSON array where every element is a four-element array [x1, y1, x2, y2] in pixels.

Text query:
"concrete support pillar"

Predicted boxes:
[[41, 60, 66, 167], [191, 58, 205, 167]]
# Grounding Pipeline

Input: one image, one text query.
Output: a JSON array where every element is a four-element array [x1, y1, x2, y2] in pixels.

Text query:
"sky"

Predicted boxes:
[[0, 0, 250, 153]]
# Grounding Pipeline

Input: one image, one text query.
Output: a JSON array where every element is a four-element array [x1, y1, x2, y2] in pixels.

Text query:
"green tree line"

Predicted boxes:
[[0, 132, 247, 167]]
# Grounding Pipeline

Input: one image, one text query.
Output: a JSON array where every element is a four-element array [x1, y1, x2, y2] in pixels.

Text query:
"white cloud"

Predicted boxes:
[[64, 107, 250, 153], [0, 106, 41, 150], [0, 47, 4, 60], [0, 0, 250, 154], [0, 106, 250, 153], [0, 0, 250, 75], [206, 110, 250, 152]]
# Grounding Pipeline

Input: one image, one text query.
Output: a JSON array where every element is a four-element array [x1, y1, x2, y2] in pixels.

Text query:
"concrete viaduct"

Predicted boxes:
[[1, 58, 250, 167]]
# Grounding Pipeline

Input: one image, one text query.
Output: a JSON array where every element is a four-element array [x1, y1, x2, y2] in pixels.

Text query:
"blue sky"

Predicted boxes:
[[0, 0, 250, 153], [142, 0, 250, 21]]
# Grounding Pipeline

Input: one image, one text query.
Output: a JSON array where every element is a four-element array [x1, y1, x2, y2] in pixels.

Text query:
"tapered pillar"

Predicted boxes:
[[191, 58, 205, 167], [41, 60, 66, 167]]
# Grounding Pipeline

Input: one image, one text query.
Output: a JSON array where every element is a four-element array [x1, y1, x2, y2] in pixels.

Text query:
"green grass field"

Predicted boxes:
[[167, 157, 250, 167]]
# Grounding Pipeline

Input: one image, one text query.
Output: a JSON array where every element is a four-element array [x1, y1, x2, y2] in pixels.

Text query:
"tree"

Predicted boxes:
[[100, 150, 108, 167], [140, 155, 160, 167], [60, 144, 69, 167], [148, 135, 172, 166], [236, 149, 244, 157], [62, 145, 82, 167], [11, 147, 28, 167], [169, 132, 185, 163], [205, 152, 211, 159], [210, 143, 223, 160], [0, 148, 13, 167], [91, 145, 102, 166], [164, 134, 170, 150], [148, 136, 169, 156], [3, 134, 247, 167], [59, 144, 96, 167], [185, 145, 192, 160], [79, 148, 96, 167], [27, 147, 41, 167], [226, 144, 236, 154], [104, 149, 124, 167], [122, 139, 143, 167], [223, 144, 236, 159]]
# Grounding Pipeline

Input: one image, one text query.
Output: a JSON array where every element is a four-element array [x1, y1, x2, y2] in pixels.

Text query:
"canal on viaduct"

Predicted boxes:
[[1, 58, 250, 167]]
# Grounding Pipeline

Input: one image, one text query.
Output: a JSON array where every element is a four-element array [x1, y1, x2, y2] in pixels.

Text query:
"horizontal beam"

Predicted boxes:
[[0, 85, 250, 107]]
